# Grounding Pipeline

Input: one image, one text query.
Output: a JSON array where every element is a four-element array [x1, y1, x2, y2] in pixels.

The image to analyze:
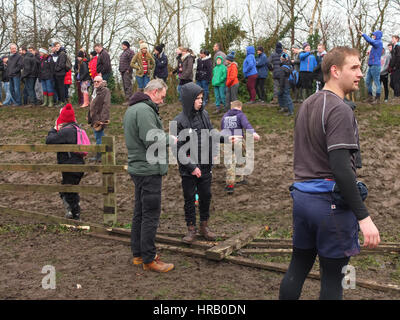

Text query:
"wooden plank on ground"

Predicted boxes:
[[0, 206, 108, 235], [0, 164, 127, 173], [205, 225, 264, 261], [0, 184, 107, 194], [0, 144, 106, 153]]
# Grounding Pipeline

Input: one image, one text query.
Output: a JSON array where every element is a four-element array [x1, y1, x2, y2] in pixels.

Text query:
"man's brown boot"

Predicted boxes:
[[182, 225, 197, 243], [143, 255, 174, 273], [199, 221, 217, 241]]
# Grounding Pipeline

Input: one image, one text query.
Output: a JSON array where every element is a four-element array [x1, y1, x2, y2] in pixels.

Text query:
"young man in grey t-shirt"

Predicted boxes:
[[279, 47, 380, 300]]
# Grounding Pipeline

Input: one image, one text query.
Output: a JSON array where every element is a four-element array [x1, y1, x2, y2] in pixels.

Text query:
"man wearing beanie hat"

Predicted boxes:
[[119, 41, 135, 105], [46, 103, 85, 220], [153, 44, 169, 85]]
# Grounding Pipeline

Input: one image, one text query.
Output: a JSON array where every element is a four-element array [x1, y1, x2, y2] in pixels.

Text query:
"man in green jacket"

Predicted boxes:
[[123, 79, 175, 273]]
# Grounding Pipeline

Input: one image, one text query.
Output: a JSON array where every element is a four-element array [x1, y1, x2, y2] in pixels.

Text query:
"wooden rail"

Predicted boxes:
[[0, 136, 126, 225]]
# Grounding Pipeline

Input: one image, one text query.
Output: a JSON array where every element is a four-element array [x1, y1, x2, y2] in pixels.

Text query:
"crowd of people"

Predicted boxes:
[[1, 31, 399, 112]]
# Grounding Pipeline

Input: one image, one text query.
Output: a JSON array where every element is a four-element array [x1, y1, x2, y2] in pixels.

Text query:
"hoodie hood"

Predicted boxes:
[[225, 109, 242, 117], [372, 31, 383, 40], [215, 55, 224, 64], [181, 82, 204, 117], [129, 91, 152, 106], [246, 46, 255, 56]]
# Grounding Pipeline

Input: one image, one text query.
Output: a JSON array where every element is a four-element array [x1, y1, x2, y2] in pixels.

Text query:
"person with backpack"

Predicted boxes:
[[46, 103, 86, 221], [255, 46, 269, 103], [38, 48, 55, 107], [278, 53, 295, 116], [87, 75, 111, 162], [76, 51, 91, 108]]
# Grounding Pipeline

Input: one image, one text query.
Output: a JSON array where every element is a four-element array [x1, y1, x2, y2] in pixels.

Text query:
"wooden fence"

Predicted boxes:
[[0, 136, 126, 225]]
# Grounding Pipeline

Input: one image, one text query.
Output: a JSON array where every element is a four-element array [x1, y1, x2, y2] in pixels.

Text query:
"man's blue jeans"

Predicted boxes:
[[9, 76, 21, 105], [93, 128, 104, 145], [366, 65, 381, 96], [3, 82, 16, 105]]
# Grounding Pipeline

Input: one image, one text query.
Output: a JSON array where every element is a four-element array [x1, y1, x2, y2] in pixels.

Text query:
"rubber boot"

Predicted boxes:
[[182, 225, 197, 244], [61, 195, 73, 219], [48, 95, 54, 108], [41, 95, 48, 107], [80, 92, 90, 108], [199, 221, 217, 241]]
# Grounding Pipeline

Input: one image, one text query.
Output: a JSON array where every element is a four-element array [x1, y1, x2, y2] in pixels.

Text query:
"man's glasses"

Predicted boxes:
[[94, 81, 102, 83]]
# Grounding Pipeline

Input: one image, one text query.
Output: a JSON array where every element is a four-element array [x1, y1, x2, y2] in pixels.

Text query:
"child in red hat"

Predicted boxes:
[[46, 103, 85, 220]]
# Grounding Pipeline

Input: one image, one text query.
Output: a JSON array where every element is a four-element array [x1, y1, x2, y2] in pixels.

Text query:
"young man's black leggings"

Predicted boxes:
[[279, 247, 350, 300]]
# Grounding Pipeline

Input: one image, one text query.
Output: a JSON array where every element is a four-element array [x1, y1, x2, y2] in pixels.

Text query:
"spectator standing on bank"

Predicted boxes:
[[76, 51, 91, 108], [153, 44, 169, 84], [94, 43, 112, 82], [390, 35, 400, 102], [270, 42, 284, 104], [38, 48, 55, 107], [255, 46, 269, 103], [130, 41, 155, 92], [179, 48, 195, 88], [292, 43, 317, 101], [243, 46, 258, 105], [74, 48, 87, 105], [380, 46, 391, 103], [21, 46, 39, 105], [119, 41, 135, 106], [87, 75, 110, 162], [53, 42, 69, 107], [213, 43, 227, 67], [225, 52, 239, 110], [89, 51, 98, 80], [195, 49, 213, 107], [1, 56, 17, 106], [212, 55, 227, 113], [8, 43, 24, 106], [314, 44, 327, 92], [360, 30, 383, 104], [278, 53, 295, 116], [172, 47, 183, 100]]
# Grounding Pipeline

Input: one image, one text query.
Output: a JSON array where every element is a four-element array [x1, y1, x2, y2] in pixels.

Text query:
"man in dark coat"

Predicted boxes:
[[94, 43, 112, 82], [119, 41, 135, 105], [8, 43, 24, 106], [21, 47, 39, 105], [269, 42, 284, 103]]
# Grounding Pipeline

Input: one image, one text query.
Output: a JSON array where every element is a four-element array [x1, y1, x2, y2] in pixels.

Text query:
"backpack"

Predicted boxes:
[[65, 55, 72, 72], [283, 65, 299, 86], [62, 124, 91, 157]]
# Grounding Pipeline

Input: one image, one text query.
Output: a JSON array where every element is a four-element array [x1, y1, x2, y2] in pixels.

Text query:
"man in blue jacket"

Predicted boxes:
[[360, 30, 383, 104]]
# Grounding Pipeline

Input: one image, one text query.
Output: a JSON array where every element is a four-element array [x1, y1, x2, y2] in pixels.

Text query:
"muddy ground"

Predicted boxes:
[[0, 101, 399, 300]]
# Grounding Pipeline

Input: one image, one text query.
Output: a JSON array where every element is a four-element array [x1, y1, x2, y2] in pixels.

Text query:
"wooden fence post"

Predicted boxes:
[[102, 136, 117, 226]]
